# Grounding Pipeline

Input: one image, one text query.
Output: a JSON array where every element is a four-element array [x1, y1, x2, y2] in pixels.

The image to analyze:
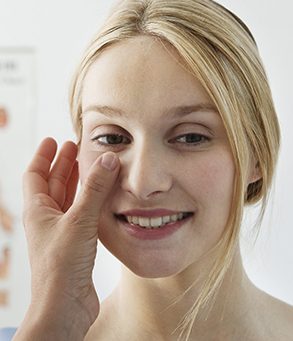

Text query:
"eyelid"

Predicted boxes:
[[90, 125, 130, 142], [170, 133, 211, 146], [168, 123, 215, 143]]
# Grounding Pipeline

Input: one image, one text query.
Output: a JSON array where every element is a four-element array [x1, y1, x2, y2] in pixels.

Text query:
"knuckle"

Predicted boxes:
[[49, 173, 67, 185], [25, 169, 47, 181], [84, 175, 106, 194]]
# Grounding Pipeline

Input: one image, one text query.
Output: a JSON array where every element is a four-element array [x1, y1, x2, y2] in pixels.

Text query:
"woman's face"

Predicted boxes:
[[79, 36, 235, 278]]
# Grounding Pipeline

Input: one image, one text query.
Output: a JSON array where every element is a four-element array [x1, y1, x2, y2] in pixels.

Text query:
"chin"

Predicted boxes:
[[127, 262, 181, 279], [102, 240, 187, 279]]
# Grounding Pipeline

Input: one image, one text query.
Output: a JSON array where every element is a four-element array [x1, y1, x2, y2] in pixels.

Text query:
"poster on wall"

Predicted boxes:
[[0, 48, 36, 319]]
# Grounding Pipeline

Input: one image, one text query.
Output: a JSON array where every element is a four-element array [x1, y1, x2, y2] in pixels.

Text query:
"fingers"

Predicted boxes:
[[23, 137, 58, 202], [23, 138, 79, 212], [48, 141, 78, 209], [67, 152, 120, 224], [62, 160, 79, 212]]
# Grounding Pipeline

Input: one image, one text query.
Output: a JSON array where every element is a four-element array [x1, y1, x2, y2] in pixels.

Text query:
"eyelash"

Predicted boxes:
[[91, 133, 210, 148], [174, 133, 210, 145]]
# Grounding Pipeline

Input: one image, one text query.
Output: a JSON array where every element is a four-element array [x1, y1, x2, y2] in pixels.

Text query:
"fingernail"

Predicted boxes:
[[100, 153, 118, 171]]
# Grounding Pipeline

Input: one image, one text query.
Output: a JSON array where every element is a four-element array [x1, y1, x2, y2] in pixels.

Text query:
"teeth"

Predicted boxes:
[[150, 217, 163, 227], [162, 216, 171, 224], [171, 214, 178, 222], [138, 217, 152, 228], [125, 212, 189, 229], [132, 216, 139, 225]]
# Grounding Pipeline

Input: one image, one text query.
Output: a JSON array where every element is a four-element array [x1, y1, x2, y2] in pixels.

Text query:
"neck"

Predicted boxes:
[[109, 245, 260, 340]]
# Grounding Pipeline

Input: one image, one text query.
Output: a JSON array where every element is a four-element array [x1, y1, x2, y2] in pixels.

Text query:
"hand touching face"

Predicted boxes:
[[21, 138, 120, 337]]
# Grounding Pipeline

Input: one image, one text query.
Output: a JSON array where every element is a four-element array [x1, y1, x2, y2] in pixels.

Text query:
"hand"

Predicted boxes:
[[15, 137, 120, 340]]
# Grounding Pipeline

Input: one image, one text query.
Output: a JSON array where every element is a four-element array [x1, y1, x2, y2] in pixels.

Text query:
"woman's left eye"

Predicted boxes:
[[172, 133, 210, 146]]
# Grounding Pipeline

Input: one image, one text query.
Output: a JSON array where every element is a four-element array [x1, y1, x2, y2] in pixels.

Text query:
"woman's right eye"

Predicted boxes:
[[92, 134, 131, 147]]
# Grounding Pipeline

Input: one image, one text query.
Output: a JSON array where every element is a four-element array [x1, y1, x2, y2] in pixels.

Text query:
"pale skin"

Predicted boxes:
[[14, 36, 293, 341]]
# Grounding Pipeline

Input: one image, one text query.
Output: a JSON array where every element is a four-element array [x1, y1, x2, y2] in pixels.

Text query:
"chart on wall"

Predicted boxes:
[[0, 48, 36, 312]]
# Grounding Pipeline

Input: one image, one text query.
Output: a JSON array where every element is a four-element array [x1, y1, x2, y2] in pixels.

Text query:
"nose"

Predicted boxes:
[[119, 141, 173, 200]]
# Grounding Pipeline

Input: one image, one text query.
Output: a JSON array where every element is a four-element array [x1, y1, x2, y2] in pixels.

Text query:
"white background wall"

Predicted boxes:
[[0, 0, 292, 327]]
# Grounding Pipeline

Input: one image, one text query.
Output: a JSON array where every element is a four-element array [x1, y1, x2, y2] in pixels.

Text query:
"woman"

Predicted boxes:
[[10, 0, 293, 340]]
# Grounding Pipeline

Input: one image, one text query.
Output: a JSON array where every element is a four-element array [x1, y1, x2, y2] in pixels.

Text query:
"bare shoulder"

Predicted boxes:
[[271, 295, 293, 326], [256, 289, 293, 340]]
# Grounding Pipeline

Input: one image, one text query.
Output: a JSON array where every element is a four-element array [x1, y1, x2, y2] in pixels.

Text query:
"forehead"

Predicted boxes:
[[82, 35, 214, 113]]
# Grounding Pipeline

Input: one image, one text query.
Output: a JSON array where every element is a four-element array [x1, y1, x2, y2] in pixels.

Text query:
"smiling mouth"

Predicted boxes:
[[114, 212, 194, 229]]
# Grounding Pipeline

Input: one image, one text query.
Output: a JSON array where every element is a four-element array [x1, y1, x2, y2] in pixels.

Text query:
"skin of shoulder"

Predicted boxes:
[[269, 295, 293, 340], [252, 290, 293, 341]]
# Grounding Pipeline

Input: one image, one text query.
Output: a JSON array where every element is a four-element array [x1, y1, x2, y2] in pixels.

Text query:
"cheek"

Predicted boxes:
[[78, 145, 103, 183], [181, 152, 235, 203], [203, 161, 234, 199]]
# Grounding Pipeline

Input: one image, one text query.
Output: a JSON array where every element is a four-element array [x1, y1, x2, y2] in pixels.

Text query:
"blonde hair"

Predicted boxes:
[[69, 0, 280, 339]]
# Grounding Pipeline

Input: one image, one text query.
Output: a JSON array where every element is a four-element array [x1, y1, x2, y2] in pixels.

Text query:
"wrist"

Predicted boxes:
[[13, 322, 84, 341], [13, 303, 91, 341]]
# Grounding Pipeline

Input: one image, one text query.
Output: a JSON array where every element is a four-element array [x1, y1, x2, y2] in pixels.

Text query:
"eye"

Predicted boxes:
[[172, 133, 210, 146], [92, 134, 131, 147]]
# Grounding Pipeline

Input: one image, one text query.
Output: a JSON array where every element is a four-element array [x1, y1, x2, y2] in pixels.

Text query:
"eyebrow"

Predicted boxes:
[[82, 103, 218, 118]]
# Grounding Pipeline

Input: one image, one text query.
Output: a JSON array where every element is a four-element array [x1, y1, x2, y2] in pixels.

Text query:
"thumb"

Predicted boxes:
[[67, 152, 120, 224]]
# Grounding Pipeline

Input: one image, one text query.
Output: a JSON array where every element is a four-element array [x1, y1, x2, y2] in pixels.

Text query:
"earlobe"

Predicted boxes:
[[248, 161, 262, 185]]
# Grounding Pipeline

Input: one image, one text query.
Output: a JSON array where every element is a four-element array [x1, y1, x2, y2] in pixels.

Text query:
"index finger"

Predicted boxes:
[[23, 137, 58, 201]]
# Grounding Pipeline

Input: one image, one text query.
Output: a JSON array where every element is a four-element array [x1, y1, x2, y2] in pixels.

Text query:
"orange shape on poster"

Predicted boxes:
[[0, 107, 8, 128], [0, 290, 9, 306]]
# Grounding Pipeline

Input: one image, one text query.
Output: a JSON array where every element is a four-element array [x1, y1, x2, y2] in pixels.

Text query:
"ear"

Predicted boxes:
[[247, 161, 262, 185]]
